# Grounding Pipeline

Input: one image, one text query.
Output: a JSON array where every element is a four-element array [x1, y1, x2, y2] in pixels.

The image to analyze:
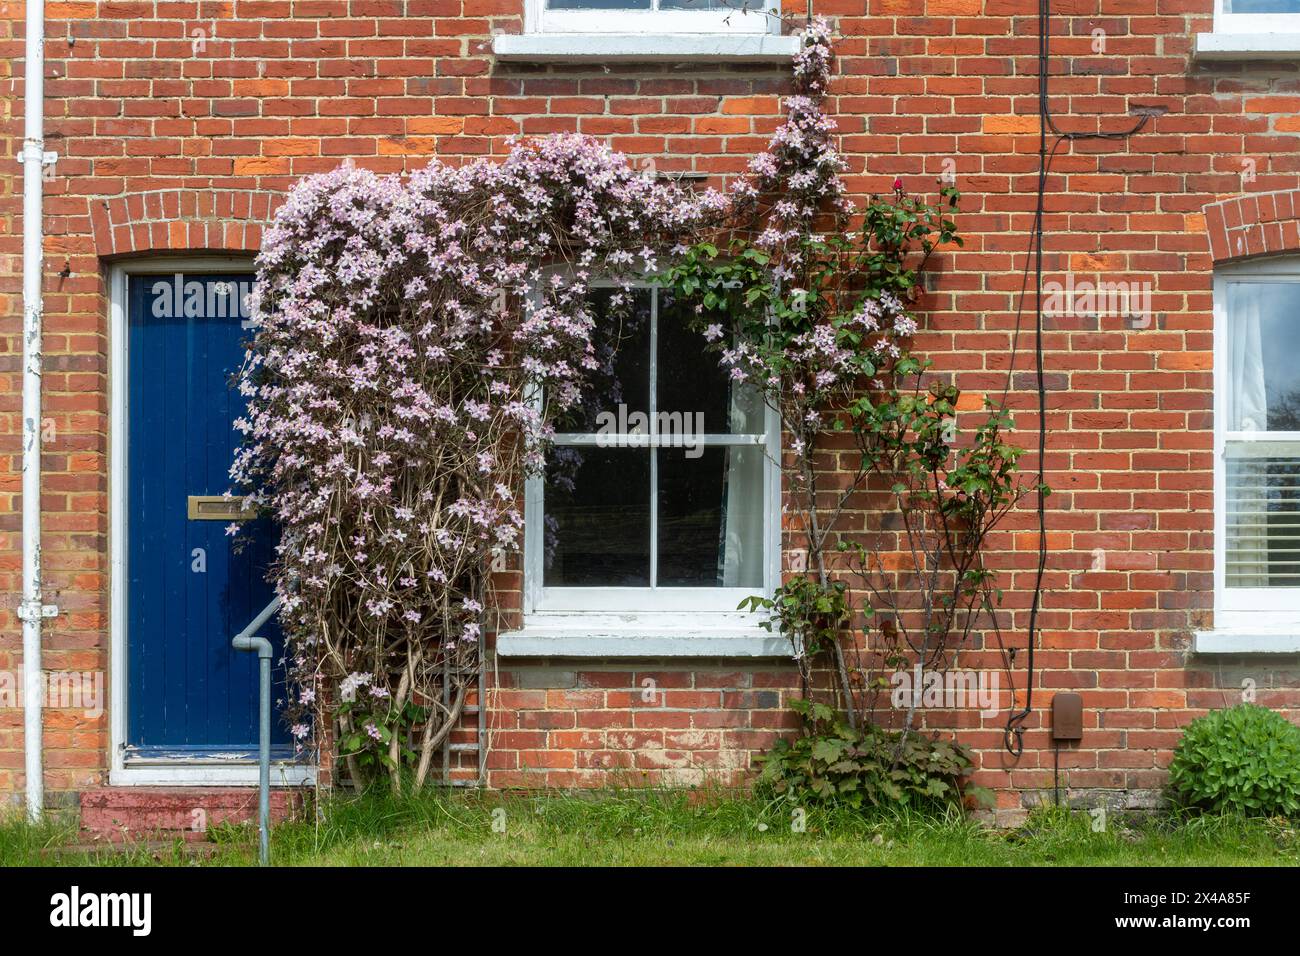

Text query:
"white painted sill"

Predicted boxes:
[[110, 763, 317, 788], [1193, 33, 1300, 60], [497, 614, 793, 658], [492, 33, 801, 63], [1194, 630, 1300, 654]]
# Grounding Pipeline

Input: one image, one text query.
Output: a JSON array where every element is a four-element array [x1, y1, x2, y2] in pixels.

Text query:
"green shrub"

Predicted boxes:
[[1167, 704, 1300, 818], [755, 701, 984, 811]]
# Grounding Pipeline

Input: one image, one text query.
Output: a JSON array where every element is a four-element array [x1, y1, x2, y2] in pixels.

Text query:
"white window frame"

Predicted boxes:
[[502, 283, 785, 656], [524, 0, 777, 35], [1212, 0, 1300, 34], [1201, 258, 1300, 653], [1195, 0, 1300, 59]]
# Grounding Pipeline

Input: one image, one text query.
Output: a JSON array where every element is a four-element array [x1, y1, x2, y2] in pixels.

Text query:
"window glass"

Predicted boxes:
[[1225, 449, 1300, 588], [544, 447, 651, 586], [1223, 279, 1300, 590], [1226, 282, 1300, 432], [657, 445, 765, 588], [540, 287, 768, 594], [535, 0, 769, 34], [547, 0, 652, 8], [1224, 0, 1300, 12], [548, 0, 760, 8], [658, 0, 762, 9], [554, 288, 649, 434], [657, 292, 763, 434]]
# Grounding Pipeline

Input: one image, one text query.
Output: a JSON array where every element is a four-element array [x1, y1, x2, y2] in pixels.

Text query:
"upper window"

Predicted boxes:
[[526, 0, 773, 34], [1214, 0, 1300, 33], [1214, 260, 1300, 626], [524, 286, 777, 618]]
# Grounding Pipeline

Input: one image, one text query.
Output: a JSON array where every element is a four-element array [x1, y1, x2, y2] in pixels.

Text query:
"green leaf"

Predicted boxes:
[[812, 738, 846, 763]]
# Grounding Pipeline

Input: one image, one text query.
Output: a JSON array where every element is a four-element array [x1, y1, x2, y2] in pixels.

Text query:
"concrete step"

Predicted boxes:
[[80, 787, 308, 837]]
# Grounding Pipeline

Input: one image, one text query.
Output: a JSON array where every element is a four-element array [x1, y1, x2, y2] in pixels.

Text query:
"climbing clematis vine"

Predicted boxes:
[[231, 20, 839, 790]]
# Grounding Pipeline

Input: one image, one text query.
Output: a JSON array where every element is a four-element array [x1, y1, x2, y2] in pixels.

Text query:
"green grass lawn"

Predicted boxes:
[[2, 790, 1296, 867]]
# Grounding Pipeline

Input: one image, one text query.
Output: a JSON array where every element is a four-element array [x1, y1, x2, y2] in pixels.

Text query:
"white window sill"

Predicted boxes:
[[497, 614, 793, 658], [1194, 629, 1300, 654], [110, 763, 316, 787], [492, 33, 801, 63], [1193, 33, 1300, 60]]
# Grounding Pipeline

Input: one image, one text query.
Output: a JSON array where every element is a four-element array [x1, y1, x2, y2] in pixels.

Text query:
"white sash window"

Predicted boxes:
[[1213, 261, 1300, 637]]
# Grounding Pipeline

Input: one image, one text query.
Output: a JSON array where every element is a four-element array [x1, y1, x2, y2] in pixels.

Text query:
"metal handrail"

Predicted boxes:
[[232, 595, 281, 865]]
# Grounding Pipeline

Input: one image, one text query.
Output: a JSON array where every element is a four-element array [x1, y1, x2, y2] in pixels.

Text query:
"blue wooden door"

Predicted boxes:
[[126, 272, 290, 757]]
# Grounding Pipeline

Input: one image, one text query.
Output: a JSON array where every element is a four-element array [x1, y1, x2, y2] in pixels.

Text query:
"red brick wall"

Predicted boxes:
[[1, 1, 1298, 819], [482, 665, 798, 788]]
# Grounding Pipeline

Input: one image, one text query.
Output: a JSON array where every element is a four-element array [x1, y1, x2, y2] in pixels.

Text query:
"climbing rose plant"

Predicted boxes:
[[232, 23, 835, 791]]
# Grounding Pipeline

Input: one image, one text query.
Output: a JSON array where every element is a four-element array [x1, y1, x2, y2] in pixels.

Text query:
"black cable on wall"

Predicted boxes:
[[1001, 0, 1149, 758]]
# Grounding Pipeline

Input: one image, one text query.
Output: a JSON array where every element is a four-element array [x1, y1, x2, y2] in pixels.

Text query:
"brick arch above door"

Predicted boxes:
[[1204, 190, 1300, 264], [90, 189, 283, 259]]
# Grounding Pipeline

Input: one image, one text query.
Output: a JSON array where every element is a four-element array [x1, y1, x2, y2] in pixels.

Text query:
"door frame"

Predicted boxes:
[[108, 257, 315, 786]]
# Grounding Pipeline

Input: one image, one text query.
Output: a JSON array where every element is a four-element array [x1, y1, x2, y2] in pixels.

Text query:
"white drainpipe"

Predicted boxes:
[[18, 0, 54, 823]]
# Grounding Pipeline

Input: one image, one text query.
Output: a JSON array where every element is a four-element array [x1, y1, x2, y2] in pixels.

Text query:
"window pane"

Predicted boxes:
[[1225, 444, 1300, 587], [544, 447, 650, 586], [657, 292, 764, 435], [557, 288, 650, 434], [658, 0, 763, 7], [1224, 0, 1300, 11], [1227, 281, 1300, 432], [548, 0, 651, 8], [657, 446, 764, 588]]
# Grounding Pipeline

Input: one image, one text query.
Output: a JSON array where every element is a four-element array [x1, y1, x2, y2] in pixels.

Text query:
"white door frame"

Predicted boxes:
[[108, 257, 315, 786]]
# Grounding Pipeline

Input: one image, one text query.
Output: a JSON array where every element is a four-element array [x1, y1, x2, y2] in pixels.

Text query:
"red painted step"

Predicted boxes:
[[80, 787, 309, 837]]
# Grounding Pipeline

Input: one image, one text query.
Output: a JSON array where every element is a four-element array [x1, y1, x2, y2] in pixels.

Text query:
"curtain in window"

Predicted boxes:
[[719, 385, 765, 588], [1226, 283, 1269, 587], [1229, 283, 1267, 432]]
